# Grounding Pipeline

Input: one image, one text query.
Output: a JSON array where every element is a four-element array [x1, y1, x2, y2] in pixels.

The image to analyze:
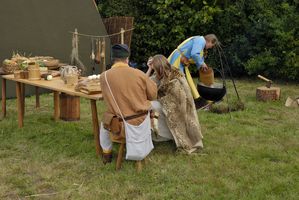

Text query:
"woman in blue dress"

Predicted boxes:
[[168, 34, 219, 99]]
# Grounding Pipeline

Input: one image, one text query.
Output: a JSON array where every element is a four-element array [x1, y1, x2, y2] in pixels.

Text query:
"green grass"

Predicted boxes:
[[0, 79, 298, 199]]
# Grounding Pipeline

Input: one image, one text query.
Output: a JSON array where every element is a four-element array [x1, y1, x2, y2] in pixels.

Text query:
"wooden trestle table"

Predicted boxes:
[[1, 74, 103, 156]]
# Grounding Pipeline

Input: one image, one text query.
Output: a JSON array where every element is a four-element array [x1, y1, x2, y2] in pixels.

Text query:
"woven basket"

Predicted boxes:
[[43, 59, 59, 67], [2, 60, 19, 74]]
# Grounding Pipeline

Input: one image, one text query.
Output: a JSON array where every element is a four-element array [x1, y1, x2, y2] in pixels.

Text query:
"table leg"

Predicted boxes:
[[53, 91, 60, 121], [35, 86, 40, 108], [90, 99, 102, 157], [16, 82, 23, 128], [1, 78, 6, 118], [21, 83, 25, 118]]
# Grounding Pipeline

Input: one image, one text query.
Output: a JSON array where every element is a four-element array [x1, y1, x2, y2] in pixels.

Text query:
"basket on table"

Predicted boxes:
[[42, 59, 60, 70], [1, 59, 19, 74], [30, 56, 60, 70]]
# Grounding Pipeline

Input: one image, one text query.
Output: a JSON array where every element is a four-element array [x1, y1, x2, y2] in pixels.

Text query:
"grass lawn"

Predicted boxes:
[[0, 78, 298, 199]]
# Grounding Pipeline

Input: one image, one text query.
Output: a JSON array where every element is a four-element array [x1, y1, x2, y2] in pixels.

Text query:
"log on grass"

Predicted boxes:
[[256, 86, 280, 101]]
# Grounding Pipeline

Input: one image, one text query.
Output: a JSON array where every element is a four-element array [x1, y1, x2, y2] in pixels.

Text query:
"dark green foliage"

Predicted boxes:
[[98, 0, 299, 80], [98, 0, 221, 64]]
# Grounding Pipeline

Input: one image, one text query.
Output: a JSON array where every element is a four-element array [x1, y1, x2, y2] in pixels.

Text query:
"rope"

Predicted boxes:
[[69, 28, 135, 38]]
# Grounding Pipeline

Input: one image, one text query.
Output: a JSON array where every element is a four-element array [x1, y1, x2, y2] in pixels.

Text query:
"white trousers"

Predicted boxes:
[[99, 122, 112, 152], [151, 101, 173, 141], [99, 100, 173, 152]]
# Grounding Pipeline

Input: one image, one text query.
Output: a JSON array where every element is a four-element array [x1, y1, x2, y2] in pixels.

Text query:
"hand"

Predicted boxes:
[[146, 57, 154, 77], [147, 57, 153, 70], [201, 63, 208, 71]]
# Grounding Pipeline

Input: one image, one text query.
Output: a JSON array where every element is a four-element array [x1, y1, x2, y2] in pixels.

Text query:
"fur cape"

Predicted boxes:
[[158, 68, 203, 153]]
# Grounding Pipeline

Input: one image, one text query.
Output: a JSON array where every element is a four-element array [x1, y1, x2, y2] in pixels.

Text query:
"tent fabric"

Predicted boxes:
[[0, 0, 110, 98]]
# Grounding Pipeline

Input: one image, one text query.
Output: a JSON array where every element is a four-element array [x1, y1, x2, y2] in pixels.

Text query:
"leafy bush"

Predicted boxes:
[[98, 0, 299, 80], [212, 0, 299, 80]]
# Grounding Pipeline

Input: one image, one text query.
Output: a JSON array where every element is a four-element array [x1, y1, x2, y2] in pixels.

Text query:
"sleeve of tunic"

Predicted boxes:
[[190, 37, 205, 68], [144, 75, 157, 101]]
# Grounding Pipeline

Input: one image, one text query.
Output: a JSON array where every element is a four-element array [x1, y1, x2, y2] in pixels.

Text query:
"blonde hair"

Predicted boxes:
[[204, 34, 220, 46], [151, 55, 172, 80]]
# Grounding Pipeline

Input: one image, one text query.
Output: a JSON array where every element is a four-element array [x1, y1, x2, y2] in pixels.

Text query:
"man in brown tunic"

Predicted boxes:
[[99, 44, 157, 163]]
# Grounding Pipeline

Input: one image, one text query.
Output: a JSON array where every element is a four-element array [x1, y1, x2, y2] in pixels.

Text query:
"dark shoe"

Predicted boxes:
[[194, 97, 209, 110], [102, 152, 112, 164]]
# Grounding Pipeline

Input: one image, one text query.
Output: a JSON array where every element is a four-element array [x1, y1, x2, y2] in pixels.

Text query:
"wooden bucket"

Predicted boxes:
[[59, 93, 80, 121], [199, 67, 214, 86], [28, 62, 41, 80]]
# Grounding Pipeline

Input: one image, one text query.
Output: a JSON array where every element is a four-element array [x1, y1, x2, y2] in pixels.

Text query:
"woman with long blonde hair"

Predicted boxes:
[[147, 55, 203, 153]]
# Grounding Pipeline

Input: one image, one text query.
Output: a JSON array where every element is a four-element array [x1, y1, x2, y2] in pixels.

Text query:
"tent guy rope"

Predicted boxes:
[[69, 28, 134, 38]]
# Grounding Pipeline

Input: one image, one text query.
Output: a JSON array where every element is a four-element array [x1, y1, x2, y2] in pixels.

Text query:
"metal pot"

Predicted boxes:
[[197, 68, 226, 102], [197, 83, 226, 102]]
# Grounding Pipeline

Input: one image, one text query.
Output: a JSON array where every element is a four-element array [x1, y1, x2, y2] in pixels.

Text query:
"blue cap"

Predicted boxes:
[[111, 44, 130, 59]]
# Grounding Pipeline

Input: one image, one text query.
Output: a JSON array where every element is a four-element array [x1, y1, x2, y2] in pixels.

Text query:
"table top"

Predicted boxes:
[[2, 74, 103, 100]]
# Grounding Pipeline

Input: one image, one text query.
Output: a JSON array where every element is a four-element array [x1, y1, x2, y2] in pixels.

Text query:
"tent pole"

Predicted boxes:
[[120, 28, 125, 44]]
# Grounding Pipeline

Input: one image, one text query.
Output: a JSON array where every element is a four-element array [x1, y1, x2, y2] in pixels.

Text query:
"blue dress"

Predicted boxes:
[[168, 36, 206, 99], [168, 36, 206, 72]]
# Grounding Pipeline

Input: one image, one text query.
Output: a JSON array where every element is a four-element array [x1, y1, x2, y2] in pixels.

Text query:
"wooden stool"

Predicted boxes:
[[110, 135, 143, 172]]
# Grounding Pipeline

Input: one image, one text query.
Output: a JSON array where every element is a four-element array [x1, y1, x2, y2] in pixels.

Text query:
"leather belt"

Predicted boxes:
[[118, 111, 148, 121]]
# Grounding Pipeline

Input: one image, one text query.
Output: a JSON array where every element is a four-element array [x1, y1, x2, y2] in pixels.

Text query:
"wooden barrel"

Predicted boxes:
[[59, 93, 80, 121]]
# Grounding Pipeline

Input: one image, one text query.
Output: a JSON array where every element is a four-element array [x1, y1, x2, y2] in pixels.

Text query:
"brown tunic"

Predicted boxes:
[[100, 62, 157, 125]]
